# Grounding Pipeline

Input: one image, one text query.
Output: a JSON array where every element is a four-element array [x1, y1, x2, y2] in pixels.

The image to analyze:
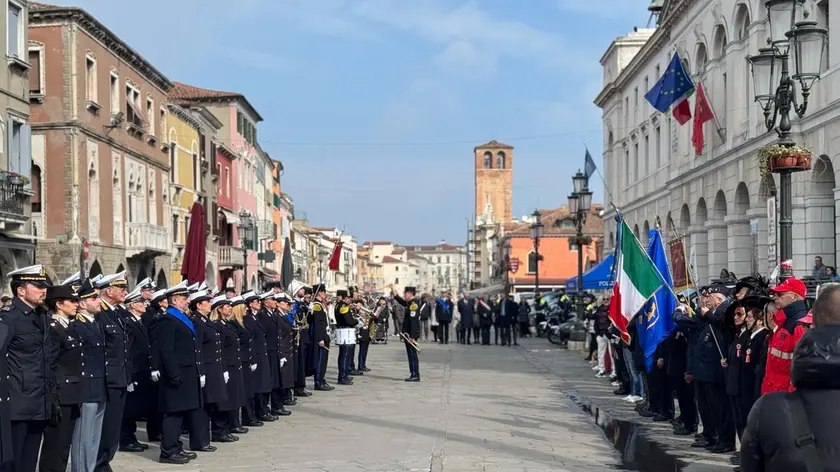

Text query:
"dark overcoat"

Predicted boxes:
[[243, 311, 272, 394], [2, 298, 55, 420], [256, 309, 281, 390], [155, 312, 201, 413], [233, 321, 253, 399], [215, 319, 244, 412], [0, 320, 13, 469], [192, 314, 227, 406], [121, 313, 154, 418], [48, 318, 84, 406], [276, 311, 296, 389]]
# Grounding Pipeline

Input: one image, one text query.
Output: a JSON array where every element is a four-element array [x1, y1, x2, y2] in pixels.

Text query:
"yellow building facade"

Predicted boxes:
[[166, 104, 202, 284]]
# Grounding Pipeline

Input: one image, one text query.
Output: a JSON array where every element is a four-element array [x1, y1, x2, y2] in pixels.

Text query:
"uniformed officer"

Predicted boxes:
[[71, 279, 108, 472], [92, 271, 132, 472], [208, 295, 244, 442], [309, 284, 333, 391], [187, 289, 223, 452], [118, 285, 153, 453], [242, 291, 273, 423], [226, 296, 255, 432], [3, 264, 57, 472], [0, 298, 11, 472], [136, 278, 154, 306], [334, 289, 354, 386], [355, 293, 372, 373], [256, 291, 285, 416], [478, 297, 493, 345], [144, 287, 168, 443], [155, 281, 202, 464], [288, 281, 312, 398], [274, 292, 297, 409], [391, 286, 422, 382], [346, 287, 362, 376], [39, 283, 83, 472]]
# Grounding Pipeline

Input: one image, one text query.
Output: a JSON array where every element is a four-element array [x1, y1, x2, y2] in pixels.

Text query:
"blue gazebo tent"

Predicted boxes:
[[565, 254, 615, 291]]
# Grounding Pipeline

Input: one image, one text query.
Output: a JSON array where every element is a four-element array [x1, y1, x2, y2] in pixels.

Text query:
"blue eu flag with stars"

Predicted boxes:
[[638, 229, 676, 372], [644, 51, 694, 113]]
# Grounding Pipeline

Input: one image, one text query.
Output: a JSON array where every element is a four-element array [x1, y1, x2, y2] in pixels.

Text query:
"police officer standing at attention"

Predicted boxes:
[[309, 284, 333, 391], [435, 293, 453, 345], [118, 285, 152, 453], [457, 294, 473, 345], [155, 281, 202, 464], [391, 285, 422, 382], [187, 289, 223, 453], [2, 265, 57, 472], [93, 271, 132, 472], [0, 289, 11, 472]]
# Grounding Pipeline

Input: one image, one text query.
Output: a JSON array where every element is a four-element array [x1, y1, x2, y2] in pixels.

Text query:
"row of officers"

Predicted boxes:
[[0, 264, 358, 472]]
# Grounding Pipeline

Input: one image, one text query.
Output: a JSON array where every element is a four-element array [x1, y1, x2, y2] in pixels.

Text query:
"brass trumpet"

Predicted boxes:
[[400, 333, 422, 353]]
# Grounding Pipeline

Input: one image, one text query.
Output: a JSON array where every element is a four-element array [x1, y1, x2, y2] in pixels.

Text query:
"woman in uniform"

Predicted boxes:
[[209, 295, 245, 442]]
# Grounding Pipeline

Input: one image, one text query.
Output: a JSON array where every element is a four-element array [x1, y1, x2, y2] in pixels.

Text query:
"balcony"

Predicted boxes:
[[0, 172, 29, 226], [256, 219, 277, 239], [125, 222, 169, 258], [219, 245, 246, 268]]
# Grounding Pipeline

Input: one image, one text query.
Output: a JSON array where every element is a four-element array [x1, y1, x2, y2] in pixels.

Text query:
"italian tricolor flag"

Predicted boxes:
[[609, 219, 664, 343]]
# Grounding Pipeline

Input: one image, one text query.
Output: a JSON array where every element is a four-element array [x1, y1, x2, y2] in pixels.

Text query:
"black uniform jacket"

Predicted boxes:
[[276, 310, 296, 388], [155, 310, 201, 414], [243, 310, 272, 394], [122, 312, 155, 418], [72, 314, 107, 404], [309, 301, 329, 345], [2, 297, 56, 420], [435, 299, 454, 323], [97, 303, 131, 389], [215, 319, 245, 411], [0, 319, 13, 466], [233, 320, 254, 400], [256, 308, 281, 390], [394, 296, 422, 340], [48, 317, 84, 406], [192, 313, 227, 405], [457, 299, 473, 327], [293, 300, 310, 345]]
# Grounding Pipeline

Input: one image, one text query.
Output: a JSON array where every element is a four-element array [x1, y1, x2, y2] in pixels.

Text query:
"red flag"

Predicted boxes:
[[328, 241, 343, 271], [672, 96, 692, 125], [691, 82, 714, 156], [608, 282, 631, 344]]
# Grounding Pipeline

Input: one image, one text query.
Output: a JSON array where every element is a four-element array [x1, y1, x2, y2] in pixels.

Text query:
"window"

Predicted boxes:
[[216, 164, 221, 195], [655, 64, 660, 80], [655, 126, 661, 168], [527, 252, 538, 274], [169, 144, 176, 179], [483, 151, 492, 168], [31, 165, 41, 212], [7, 117, 30, 177], [224, 167, 230, 197], [446, 256, 450, 263], [192, 152, 198, 191], [644, 135, 649, 175], [634, 143, 639, 181], [184, 216, 190, 243], [124, 83, 142, 127], [159, 107, 167, 135], [146, 97, 154, 136], [85, 55, 97, 103], [496, 151, 505, 169], [29, 48, 42, 95], [643, 77, 649, 99], [109, 72, 119, 116], [721, 72, 727, 129], [236, 111, 243, 134], [633, 86, 638, 109], [199, 133, 206, 162], [172, 215, 178, 243], [7, 1, 23, 58], [624, 149, 630, 187], [395, 277, 400, 284]]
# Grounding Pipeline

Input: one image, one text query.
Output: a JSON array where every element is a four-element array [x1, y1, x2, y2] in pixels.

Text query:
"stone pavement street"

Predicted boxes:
[[111, 337, 620, 472]]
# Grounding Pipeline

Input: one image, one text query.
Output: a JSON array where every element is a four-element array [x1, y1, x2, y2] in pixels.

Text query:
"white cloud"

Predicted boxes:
[[556, 0, 652, 20]]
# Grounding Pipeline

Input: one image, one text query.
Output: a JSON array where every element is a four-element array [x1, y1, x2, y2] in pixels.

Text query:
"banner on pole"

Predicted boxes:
[[668, 237, 693, 291]]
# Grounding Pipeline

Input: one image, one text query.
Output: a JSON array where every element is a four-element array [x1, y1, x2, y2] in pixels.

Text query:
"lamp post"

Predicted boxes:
[[238, 211, 252, 292], [569, 171, 593, 319], [530, 210, 544, 295], [749, 0, 827, 279]]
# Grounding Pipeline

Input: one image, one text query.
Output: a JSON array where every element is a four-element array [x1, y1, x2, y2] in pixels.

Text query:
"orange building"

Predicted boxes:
[[505, 205, 604, 292]]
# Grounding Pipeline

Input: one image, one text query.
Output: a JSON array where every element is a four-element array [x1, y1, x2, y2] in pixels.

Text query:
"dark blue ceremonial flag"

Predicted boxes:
[[584, 148, 597, 186], [644, 52, 695, 113], [638, 229, 677, 372]]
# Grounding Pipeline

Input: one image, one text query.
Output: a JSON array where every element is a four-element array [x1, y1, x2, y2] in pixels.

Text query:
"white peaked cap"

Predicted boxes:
[[95, 271, 127, 289], [136, 277, 153, 289], [151, 288, 167, 301], [61, 271, 81, 286], [211, 295, 231, 307], [125, 285, 144, 302], [189, 290, 211, 303], [259, 290, 274, 300], [164, 280, 190, 297], [241, 291, 258, 301]]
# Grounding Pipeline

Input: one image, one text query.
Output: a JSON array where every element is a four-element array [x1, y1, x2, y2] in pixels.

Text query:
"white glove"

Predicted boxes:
[[223, 371, 229, 384], [126, 382, 135, 393], [250, 364, 257, 372], [151, 371, 160, 382], [279, 357, 287, 368], [200, 375, 206, 388]]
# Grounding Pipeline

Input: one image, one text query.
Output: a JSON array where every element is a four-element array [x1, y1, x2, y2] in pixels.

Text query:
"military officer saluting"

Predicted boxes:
[[309, 284, 333, 391], [2, 264, 57, 472], [391, 285, 422, 382]]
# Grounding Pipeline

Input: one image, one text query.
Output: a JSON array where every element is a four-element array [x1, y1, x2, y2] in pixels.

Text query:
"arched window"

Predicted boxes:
[[527, 251, 538, 274], [483, 151, 492, 169], [31, 165, 41, 213], [496, 151, 506, 169]]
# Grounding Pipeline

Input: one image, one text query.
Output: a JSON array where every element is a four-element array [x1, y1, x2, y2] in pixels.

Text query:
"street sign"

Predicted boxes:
[[509, 257, 520, 274], [83, 241, 90, 260]]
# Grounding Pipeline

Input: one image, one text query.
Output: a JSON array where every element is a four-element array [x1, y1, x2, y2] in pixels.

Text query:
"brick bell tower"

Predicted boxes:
[[474, 140, 513, 225]]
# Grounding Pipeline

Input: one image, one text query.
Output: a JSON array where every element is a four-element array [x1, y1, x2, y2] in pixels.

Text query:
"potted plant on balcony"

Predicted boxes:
[[758, 143, 812, 177]]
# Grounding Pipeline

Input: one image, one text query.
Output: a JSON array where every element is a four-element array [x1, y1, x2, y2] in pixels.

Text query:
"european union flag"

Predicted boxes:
[[644, 51, 695, 113], [638, 229, 677, 372]]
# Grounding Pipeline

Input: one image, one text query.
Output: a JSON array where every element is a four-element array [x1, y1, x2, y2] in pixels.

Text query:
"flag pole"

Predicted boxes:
[[622, 214, 680, 302], [584, 144, 619, 213]]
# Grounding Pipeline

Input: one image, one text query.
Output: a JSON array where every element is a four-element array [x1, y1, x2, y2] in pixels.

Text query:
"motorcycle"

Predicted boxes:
[[548, 313, 586, 346]]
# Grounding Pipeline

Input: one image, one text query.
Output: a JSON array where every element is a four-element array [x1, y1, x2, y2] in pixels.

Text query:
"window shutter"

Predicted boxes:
[[7, 122, 17, 174], [29, 50, 40, 93], [21, 124, 31, 181]]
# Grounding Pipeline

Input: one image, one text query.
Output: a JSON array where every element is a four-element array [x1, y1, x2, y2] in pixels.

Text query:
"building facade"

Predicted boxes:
[[472, 140, 513, 288], [0, 0, 35, 289], [404, 242, 466, 296], [596, 0, 836, 283], [30, 3, 171, 285]]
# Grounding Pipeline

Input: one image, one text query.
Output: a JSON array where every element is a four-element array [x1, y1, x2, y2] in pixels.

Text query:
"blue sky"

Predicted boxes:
[[70, 0, 652, 244]]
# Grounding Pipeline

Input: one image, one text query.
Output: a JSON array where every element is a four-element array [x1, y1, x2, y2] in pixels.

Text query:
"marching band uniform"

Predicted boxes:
[[289, 281, 312, 397], [242, 292, 273, 422], [189, 291, 226, 451], [94, 271, 132, 472], [119, 285, 153, 453], [334, 290, 354, 385], [274, 293, 297, 408], [347, 288, 361, 376], [357, 305, 372, 372], [39, 283, 84, 472], [209, 296, 245, 442], [3, 265, 56, 472], [309, 285, 333, 391], [393, 286, 422, 382]]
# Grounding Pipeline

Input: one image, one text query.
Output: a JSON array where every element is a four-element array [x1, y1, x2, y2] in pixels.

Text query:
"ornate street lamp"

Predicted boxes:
[[749, 0, 827, 279], [238, 211, 252, 291], [530, 210, 544, 295], [569, 170, 593, 319]]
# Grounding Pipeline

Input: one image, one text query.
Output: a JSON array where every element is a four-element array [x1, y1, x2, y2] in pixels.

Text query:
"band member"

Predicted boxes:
[[309, 284, 333, 391], [334, 289, 354, 385], [391, 285, 422, 382], [373, 297, 389, 345], [274, 293, 297, 408], [256, 292, 288, 417], [346, 287, 362, 376], [118, 285, 152, 453], [289, 281, 312, 398], [188, 289, 224, 452], [155, 281, 202, 464], [71, 279, 107, 472], [92, 271, 132, 472], [209, 295, 245, 442], [40, 282, 83, 472], [2, 265, 55, 472], [356, 298, 372, 372], [242, 292, 274, 422]]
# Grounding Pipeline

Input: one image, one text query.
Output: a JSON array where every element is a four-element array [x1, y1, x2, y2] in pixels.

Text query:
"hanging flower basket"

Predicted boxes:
[[758, 144, 812, 177]]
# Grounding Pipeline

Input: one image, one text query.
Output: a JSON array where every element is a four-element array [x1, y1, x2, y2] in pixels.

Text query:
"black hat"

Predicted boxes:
[[303, 287, 313, 295], [404, 286, 417, 294], [739, 295, 773, 311], [336, 290, 348, 298], [225, 287, 237, 294], [46, 284, 79, 302], [312, 284, 326, 295], [8, 264, 52, 288], [698, 285, 710, 296], [735, 275, 770, 297], [706, 284, 731, 297], [264, 280, 283, 290], [76, 278, 99, 300]]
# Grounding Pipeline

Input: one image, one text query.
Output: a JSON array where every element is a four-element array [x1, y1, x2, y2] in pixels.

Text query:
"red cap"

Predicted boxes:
[[770, 278, 807, 298]]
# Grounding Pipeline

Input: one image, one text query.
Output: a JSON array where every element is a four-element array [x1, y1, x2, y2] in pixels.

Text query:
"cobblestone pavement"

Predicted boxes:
[[111, 337, 620, 472], [520, 340, 733, 472]]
